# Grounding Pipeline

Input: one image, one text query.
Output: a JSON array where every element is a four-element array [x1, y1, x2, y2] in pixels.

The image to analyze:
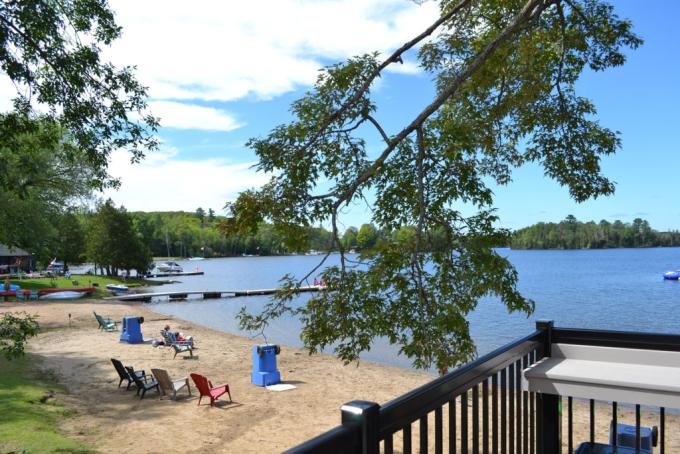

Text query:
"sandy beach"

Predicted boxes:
[[1, 300, 678, 453]]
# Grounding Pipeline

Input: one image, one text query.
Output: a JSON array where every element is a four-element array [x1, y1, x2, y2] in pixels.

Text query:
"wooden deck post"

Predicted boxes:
[[341, 400, 380, 454]]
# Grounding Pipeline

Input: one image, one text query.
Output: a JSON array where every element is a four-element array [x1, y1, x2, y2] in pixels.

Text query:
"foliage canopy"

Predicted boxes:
[[228, 0, 641, 370]]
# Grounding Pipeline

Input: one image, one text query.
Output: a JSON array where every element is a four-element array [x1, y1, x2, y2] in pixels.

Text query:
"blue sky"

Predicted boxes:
[[91, 1, 680, 231]]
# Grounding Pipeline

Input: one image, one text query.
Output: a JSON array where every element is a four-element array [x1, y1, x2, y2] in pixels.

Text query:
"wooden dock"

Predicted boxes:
[[102, 285, 325, 302]]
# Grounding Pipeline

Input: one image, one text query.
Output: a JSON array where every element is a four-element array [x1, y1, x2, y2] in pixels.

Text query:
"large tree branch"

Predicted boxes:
[[296, 0, 474, 157], [332, 0, 553, 210]]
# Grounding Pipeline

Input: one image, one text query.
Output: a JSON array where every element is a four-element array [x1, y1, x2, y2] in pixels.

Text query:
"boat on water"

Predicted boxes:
[[188, 257, 204, 261], [155, 261, 183, 273], [106, 284, 129, 293], [39, 291, 87, 300], [46, 258, 65, 274], [664, 270, 680, 280]]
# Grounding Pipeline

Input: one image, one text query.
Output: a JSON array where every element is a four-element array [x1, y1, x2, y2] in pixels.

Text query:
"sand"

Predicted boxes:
[[1, 300, 677, 453]]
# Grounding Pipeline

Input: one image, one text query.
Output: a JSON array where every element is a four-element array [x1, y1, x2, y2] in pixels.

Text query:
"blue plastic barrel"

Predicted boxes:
[[251, 344, 281, 386], [119, 316, 144, 344]]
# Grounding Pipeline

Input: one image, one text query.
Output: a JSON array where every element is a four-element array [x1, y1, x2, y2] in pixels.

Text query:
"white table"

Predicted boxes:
[[522, 343, 680, 408]]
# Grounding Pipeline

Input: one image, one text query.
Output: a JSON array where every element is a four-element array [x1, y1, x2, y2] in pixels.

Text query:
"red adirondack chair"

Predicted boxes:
[[190, 373, 232, 407]]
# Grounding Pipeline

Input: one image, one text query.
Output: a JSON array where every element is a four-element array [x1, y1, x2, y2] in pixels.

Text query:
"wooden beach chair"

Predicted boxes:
[[151, 368, 191, 400], [94, 311, 117, 331], [126, 366, 160, 399], [190, 373, 231, 407], [110, 358, 145, 390]]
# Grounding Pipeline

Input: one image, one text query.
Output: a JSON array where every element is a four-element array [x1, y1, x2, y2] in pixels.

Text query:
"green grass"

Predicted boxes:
[[0, 355, 97, 453], [8, 274, 157, 298]]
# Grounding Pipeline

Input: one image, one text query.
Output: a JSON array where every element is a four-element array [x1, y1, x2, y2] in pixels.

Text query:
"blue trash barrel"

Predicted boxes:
[[251, 344, 281, 386], [610, 423, 656, 453], [119, 316, 144, 344]]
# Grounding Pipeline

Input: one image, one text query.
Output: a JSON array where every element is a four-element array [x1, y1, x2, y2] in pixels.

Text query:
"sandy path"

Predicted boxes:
[[2, 300, 677, 453]]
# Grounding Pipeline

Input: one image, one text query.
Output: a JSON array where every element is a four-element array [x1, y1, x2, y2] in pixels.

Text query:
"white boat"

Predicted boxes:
[[188, 257, 204, 261], [39, 291, 86, 300], [155, 261, 183, 273], [106, 284, 129, 293]]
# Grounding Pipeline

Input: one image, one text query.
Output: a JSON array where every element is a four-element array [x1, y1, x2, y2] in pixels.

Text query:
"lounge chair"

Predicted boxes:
[[94, 311, 117, 331], [110, 358, 145, 390], [161, 329, 194, 348], [190, 373, 231, 407], [151, 368, 191, 400], [126, 366, 160, 399]]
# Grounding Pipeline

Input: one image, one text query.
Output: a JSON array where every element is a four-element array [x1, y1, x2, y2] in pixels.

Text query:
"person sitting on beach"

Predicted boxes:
[[162, 324, 194, 345]]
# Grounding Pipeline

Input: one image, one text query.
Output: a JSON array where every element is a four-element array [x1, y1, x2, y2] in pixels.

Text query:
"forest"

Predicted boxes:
[[511, 215, 680, 249]]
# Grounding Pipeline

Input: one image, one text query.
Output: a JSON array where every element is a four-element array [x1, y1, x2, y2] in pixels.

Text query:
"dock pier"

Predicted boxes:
[[102, 285, 326, 302]]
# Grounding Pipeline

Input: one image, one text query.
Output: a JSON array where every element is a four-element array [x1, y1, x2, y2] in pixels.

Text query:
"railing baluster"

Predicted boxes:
[[449, 398, 456, 454], [420, 414, 428, 454], [636, 404, 641, 452], [612, 402, 617, 448], [435, 406, 443, 454], [473, 384, 480, 454], [568, 396, 573, 454], [501, 368, 507, 454], [590, 399, 595, 444], [522, 356, 528, 454], [384, 434, 393, 454], [404, 424, 412, 454], [660, 407, 665, 454], [493, 373, 499, 454], [529, 351, 535, 454], [516, 360, 522, 454], [462, 390, 469, 454], [509, 363, 515, 454], [483, 378, 489, 454]]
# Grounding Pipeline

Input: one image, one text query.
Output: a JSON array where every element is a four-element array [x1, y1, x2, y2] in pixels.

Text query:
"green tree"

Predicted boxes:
[[0, 0, 157, 188], [228, 0, 641, 370], [196, 207, 206, 227], [86, 200, 152, 275], [342, 227, 358, 250], [53, 210, 86, 268], [356, 223, 379, 250]]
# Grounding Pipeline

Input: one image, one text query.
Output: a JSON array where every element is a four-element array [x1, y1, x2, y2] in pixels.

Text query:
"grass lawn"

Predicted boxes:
[[8, 274, 158, 298], [0, 355, 96, 453]]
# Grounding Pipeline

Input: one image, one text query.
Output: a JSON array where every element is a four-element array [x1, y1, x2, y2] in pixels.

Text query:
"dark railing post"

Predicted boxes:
[[341, 400, 380, 454], [535, 320, 553, 357], [537, 393, 561, 454], [535, 320, 560, 454]]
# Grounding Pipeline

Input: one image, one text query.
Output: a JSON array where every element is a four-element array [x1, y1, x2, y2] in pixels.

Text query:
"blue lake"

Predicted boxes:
[[145, 248, 680, 372]]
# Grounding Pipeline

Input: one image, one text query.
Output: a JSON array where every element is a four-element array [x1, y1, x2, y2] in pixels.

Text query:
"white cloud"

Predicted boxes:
[[105, 149, 269, 212], [149, 101, 243, 131], [107, 0, 440, 102]]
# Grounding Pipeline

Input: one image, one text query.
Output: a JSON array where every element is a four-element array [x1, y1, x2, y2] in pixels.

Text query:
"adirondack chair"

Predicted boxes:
[[126, 366, 160, 399], [28, 290, 38, 300], [94, 311, 117, 331], [170, 343, 194, 359], [110, 358, 145, 390], [151, 368, 191, 400], [190, 373, 231, 407], [161, 329, 194, 347], [15, 290, 25, 301]]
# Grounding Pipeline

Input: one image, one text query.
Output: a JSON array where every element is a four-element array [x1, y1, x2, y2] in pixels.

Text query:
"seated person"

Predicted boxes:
[[162, 324, 194, 346]]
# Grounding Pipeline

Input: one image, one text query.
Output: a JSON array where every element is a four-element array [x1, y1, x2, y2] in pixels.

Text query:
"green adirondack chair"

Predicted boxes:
[[93, 311, 117, 331]]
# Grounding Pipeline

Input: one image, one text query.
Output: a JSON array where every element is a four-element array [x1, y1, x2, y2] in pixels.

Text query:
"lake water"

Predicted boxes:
[[143, 248, 680, 372]]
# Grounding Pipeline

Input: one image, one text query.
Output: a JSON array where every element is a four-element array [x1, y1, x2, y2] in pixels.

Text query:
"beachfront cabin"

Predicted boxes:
[[0, 244, 34, 275], [286, 320, 677, 454]]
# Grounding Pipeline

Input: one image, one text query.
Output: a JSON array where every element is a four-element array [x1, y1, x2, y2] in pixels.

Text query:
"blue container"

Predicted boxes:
[[251, 344, 281, 386], [119, 316, 144, 344], [610, 423, 655, 453]]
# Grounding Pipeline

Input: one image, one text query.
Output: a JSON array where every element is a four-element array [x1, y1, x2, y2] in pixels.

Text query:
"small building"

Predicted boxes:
[[0, 244, 34, 274]]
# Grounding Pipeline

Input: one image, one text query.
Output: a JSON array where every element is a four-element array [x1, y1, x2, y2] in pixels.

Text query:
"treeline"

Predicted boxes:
[[511, 215, 680, 249]]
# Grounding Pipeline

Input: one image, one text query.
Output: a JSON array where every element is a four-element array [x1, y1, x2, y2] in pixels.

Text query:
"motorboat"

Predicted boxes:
[[46, 258, 65, 273], [188, 257, 204, 261], [106, 284, 129, 293], [663, 270, 680, 280], [155, 261, 183, 273]]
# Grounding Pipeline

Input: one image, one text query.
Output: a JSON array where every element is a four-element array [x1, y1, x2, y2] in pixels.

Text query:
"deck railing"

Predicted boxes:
[[284, 320, 680, 454]]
